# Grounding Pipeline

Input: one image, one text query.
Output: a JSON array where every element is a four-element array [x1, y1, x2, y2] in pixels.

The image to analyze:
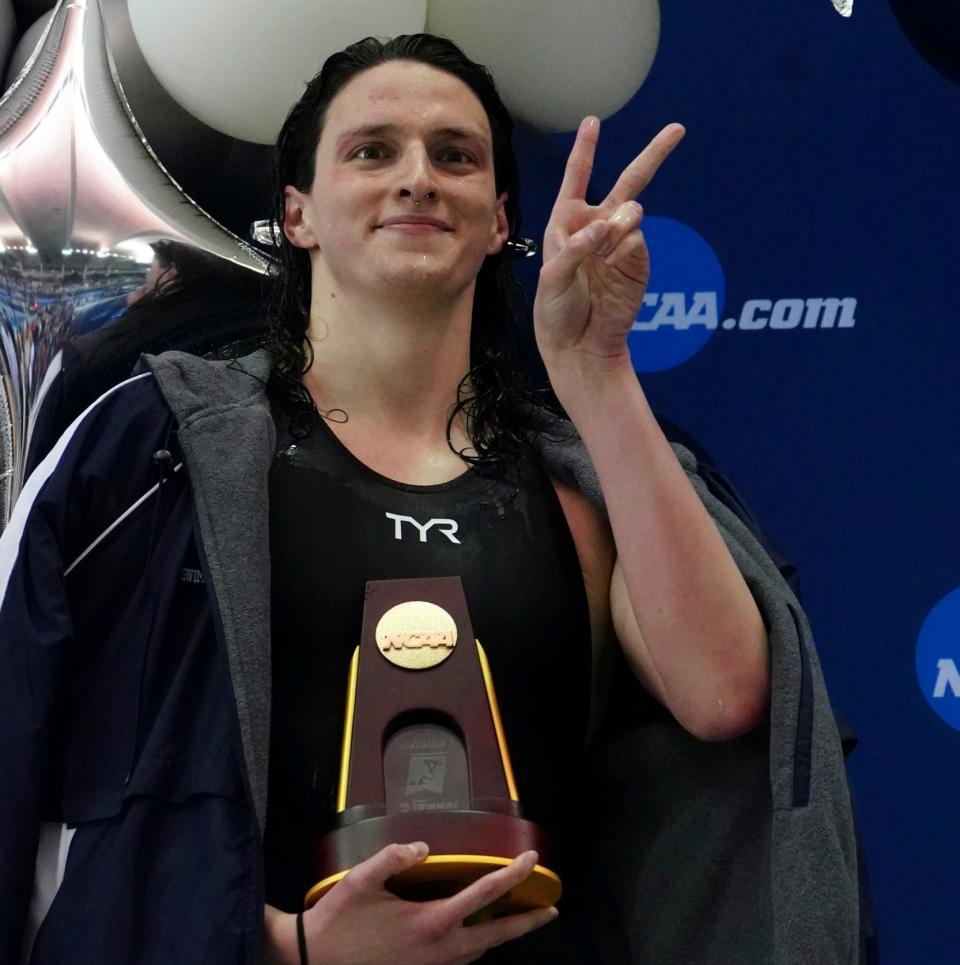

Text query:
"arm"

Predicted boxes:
[[534, 118, 769, 741]]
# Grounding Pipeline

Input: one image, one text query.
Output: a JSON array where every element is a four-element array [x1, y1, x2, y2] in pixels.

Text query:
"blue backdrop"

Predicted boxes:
[[2, 0, 954, 958], [513, 3, 959, 961]]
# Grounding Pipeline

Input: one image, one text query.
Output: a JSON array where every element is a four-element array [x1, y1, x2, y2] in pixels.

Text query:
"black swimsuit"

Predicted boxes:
[[264, 406, 596, 960]]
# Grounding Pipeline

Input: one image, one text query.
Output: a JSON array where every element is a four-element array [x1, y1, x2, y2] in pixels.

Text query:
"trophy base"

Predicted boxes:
[[305, 853, 561, 915], [305, 810, 562, 913]]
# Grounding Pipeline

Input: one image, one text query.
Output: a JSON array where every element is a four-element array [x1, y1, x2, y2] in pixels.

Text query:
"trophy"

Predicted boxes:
[[305, 577, 561, 914]]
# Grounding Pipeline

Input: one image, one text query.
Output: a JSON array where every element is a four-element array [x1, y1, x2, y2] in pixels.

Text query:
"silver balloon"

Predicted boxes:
[[0, 0, 269, 528]]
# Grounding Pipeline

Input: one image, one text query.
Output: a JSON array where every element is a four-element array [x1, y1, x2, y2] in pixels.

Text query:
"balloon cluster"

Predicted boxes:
[[2, 1, 662, 139], [127, 0, 660, 140]]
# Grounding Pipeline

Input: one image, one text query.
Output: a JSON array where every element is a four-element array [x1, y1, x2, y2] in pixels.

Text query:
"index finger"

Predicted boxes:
[[556, 116, 601, 202], [606, 122, 685, 206]]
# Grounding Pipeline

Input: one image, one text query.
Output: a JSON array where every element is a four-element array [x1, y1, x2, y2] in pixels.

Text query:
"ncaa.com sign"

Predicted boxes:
[[629, 217, 856, 373]]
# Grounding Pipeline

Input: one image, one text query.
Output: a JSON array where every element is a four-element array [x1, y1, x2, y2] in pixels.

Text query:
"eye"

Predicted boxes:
[[437, 147, 475, 165], [351, 143, 390, 161]]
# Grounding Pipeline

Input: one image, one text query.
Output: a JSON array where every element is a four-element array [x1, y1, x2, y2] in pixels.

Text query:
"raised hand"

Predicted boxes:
[[533, 116, 685, 371], [264, 842, 557, 965]]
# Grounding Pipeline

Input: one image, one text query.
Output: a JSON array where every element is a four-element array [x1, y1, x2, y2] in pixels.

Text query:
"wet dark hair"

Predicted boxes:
[[266, 33, 541, 464], [147, 240, 246, 296]]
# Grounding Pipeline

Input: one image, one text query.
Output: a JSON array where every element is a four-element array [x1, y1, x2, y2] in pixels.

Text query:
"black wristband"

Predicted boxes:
[[296, 910, 308, 965]]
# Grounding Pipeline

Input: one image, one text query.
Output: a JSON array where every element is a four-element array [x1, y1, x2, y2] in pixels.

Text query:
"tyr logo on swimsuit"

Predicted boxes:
[[385, 512, 461, 544]]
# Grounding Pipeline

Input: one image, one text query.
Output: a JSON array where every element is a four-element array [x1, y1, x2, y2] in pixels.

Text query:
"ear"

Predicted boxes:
[[486, 191, 510, 255], [283, 186, 319, 250]]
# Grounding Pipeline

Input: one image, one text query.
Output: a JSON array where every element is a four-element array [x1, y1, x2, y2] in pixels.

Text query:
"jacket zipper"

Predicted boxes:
[[124, 421, 177, 785]]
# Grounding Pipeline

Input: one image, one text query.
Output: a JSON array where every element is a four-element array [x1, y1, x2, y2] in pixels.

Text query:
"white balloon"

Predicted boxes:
[[427, 0, 659, 132], [128, 0, 428, 145]]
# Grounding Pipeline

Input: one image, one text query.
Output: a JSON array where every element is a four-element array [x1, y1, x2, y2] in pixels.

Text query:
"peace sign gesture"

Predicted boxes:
[[533, 117, 685, 372]]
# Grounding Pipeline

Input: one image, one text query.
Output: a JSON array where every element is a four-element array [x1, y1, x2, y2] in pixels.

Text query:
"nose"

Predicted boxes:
[[397, 144, 438, 205]]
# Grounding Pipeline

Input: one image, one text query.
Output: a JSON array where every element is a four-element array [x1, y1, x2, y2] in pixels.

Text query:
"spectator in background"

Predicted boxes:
[[24, 240, 267, 473]]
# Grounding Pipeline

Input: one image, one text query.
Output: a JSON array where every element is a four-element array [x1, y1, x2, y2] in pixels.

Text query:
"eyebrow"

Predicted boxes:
[[334, 123, 489, 153]]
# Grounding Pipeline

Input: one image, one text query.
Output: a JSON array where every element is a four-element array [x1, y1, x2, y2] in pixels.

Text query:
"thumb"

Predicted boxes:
[[345, 842, 430, 891]]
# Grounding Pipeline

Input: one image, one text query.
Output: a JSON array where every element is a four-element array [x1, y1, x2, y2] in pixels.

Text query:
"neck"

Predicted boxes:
[[302, 267, 476, 439]]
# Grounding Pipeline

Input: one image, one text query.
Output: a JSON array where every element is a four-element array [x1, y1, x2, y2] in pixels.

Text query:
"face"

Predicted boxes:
[[127, 255, 176, 306], [283, 61, 509, 300]]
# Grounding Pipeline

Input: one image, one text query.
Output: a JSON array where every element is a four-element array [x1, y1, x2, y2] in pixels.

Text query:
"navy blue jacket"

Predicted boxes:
[[1, 370, 264, 963]]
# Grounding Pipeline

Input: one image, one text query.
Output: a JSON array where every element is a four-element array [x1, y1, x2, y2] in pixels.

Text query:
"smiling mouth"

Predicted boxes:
[[380, 222, 449, 233], [378, 216, 453, 231]]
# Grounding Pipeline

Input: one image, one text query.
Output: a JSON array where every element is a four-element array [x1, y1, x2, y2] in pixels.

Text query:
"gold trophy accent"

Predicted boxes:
[[375, 601, 458, 670]]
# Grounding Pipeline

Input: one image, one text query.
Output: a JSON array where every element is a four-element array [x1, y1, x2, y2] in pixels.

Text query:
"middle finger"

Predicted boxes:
[[606, 122, 685, 206]]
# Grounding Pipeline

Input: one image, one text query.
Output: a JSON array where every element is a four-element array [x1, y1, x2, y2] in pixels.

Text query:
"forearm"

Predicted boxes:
[[549, 355, 769, 739]]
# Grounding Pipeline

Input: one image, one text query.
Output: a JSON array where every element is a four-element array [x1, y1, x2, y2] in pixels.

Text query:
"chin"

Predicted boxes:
[[374, 255, 477, 294]]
